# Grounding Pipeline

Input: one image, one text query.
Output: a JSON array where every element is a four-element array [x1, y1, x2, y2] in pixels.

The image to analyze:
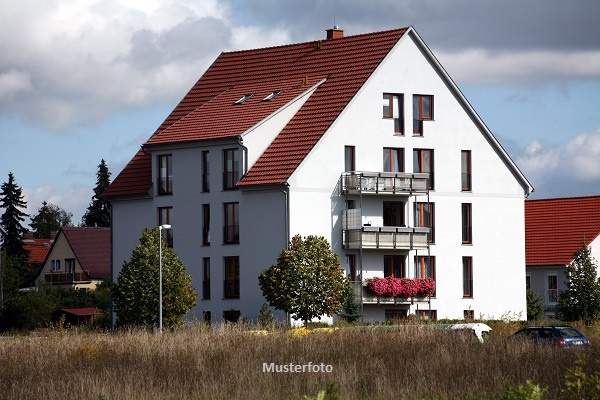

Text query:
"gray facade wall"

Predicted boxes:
[[526, 266, 567, 317]]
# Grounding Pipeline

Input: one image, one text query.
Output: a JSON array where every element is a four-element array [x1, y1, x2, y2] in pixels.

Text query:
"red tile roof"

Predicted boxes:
[[526, 195, 600, 266], [62, 227, 111, 280], [105, 28, 408, 197], [23, 239, 53, 265]]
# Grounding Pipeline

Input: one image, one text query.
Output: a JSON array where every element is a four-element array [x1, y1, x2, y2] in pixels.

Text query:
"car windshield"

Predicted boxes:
[[556, 328, 582, 337]]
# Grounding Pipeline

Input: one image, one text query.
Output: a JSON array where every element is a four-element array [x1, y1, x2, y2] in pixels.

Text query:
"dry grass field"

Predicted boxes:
[[0, 322, 598, 400]]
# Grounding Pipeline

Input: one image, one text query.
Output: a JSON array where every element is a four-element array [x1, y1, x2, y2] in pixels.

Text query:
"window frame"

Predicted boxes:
[[263, 90, 281, 101], [157, 207, 173, 247], [384, 255, 406, 278], [462, 203, 472, 244], [65, 258, 76, 274], [234, 93, 253, 105], [414, 94, 434, 121], [382, 93, 404, 135], [347, 254, 357, 281], [383, 201, 405, 227], [202, 257, 210, 300], [201, 150, 210, 193], [383, 147, 405, 173], [223, 256, 240, 299], [157, 154, 173, 195], [382, 93, 394, 119], [223, 202, 240, 245], [222, 148, 240, 191], [413, 148, 434, 189], [412, 94, 434, 136], [463, 256, 473, 298], [461, 150, 472, 192], [202, 204, 210, 246], [344, 145, 356, 172], [547, 274, 558, 305], [414, 202, 435, 243]]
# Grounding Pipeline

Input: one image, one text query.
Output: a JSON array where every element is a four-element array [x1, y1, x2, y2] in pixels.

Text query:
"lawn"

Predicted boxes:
[[0, 322, 598, 400]]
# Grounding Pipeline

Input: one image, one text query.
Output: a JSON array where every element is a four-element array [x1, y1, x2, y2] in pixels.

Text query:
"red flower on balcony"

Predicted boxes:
[[365, 277, 435, 298]]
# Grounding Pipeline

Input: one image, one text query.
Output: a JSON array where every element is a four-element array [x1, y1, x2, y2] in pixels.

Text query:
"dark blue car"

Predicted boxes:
[[513, 326, 590, 348]]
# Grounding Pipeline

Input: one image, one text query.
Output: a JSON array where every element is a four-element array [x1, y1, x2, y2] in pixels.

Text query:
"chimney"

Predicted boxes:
[[326, 25, 344, 40]]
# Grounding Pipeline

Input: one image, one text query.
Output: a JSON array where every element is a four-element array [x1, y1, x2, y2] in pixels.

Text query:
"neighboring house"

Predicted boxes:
[[35, 227, 110, 290], [22, 237, 53, 277], [104, 26, 532, 323], [526, 195, 600, 318]]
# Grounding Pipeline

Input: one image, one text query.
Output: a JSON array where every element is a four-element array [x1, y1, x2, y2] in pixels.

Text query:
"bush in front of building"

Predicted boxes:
[[526, 289, 544, 321], [113, 228, 197, 328], [558, 247, 600, 324]]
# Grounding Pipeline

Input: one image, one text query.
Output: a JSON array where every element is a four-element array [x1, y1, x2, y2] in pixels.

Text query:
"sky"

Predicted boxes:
[[1, 0, 600, 223]]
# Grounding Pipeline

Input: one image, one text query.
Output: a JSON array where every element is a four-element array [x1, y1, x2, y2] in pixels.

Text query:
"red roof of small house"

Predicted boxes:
[[61, 307, 102, 316], [23, 239, 53, 265], [104, 27, 408, 197], [526, 195, 600, 266], [61, 227, 111, 280]]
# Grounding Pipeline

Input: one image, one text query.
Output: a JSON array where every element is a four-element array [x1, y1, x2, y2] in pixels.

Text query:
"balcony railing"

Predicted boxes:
[[44, 272, 88, 284], [341, 172, 429, 195], [349, 280, 432, 304], [343, 226, 430, 250]]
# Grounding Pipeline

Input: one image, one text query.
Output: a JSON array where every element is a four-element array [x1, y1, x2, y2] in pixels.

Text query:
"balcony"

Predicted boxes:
[[341, 171, 429, 196], [349, 281, 432, 304], [44, 272, 89, 284], [343, 226, 430, 250]]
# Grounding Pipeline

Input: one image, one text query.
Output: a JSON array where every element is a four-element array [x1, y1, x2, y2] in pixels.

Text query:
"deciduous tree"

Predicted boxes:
[[558, 247, 600, 324], [30, 201, 72, 238]]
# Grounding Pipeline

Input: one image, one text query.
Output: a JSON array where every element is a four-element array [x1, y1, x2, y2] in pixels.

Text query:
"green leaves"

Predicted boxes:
[[558, 247, 600, 323], [259, 235, 346, 323], [113, 228, 197, 328]]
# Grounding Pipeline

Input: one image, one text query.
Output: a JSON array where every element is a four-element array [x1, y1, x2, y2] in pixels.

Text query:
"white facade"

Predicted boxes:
[[111, 29, 531, 323]]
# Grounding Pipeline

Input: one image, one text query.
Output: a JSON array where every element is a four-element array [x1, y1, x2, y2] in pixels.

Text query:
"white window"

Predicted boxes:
[[234, 94, 253, 105], [51, 259, 61, 272], [547, 274, 558, 304], [263, 90, 281, 101]]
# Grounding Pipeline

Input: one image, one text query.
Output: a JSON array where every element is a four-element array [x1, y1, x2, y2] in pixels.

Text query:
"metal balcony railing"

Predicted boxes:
[[342, 226, 430, 250], [44, 272, 88, 284], [341, 172, 430, 195]]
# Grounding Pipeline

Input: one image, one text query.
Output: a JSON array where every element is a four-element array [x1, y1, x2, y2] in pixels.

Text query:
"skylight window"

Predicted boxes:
[[234, 94, 253, 105], [263, 90, 281, 101]]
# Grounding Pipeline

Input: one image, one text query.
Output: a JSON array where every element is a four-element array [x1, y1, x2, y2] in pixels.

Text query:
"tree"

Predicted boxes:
[[258, 303, 275, 328], [558, 246, 600, 324], [82, 159, 111, 227], [113, 228, 197, 328], [29, 201, 72, 238], [337, 281, 361, 323], [258, 235, 347, 324], [526, 289, 544, 321], [0, 172, 28, 258]]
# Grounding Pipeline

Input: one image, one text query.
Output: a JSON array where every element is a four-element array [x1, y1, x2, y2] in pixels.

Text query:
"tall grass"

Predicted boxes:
[[0, 323, 595, 400]]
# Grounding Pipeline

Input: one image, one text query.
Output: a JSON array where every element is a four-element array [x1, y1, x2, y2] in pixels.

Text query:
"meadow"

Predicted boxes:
[[0, 321, 598, 400]]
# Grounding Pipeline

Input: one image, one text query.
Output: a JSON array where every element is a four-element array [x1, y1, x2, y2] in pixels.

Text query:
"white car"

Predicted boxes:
[[449, 323, 492, 343]]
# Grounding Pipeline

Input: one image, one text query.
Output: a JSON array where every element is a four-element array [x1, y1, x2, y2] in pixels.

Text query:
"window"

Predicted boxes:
[[413, 94, 433, 136], [413, 149, 434, 189], [224, 256, 240, 299], [463, 257, 473, 298], [202, 258, 210, 300], [65, 258, 75, 274], [547, 275, 558, 304], [51, 259, 61, 272], [414, 202, 435, 243], [464, 310, 475, 320], [157, 154, 172, 195], [202, 150, 210, 192], [383, 147, 404, 173], [223, 309, 241, 322], [526, 275, 531, 290], [384, 255, 406, 278], [415, 256, 436, 280], [383, 201, 405, 227], [223, 202, 239, 244], [158, 207, 173, 247], [461, 150, 472, 191], [462, 203, 472, 244], [344, 146, 355, 172], [202, 204, 210, 246], [347, 254, 357, 281], [263, 90, 281, 101], [385, 309, 408, 321], [223, 149, 241, 190], [382, 93, 404, 134], [203, 311, 211, 324], [416, 309, 437, 321], [234, 94, 253, 105], [345, 199, 356, 210]]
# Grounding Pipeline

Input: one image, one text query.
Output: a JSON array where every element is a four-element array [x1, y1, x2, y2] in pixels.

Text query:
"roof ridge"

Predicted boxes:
[[221, 27, 409, 55]]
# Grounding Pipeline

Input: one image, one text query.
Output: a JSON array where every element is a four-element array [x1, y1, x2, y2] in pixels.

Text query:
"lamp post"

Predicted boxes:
[[158, 224, 171, 333]]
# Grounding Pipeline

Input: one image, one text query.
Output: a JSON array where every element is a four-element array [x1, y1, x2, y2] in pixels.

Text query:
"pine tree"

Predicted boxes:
[[29, 201, 72, 238], [82, 159, 111, 227], [0, 172, 28, 258], [558, 246, 600, 324]]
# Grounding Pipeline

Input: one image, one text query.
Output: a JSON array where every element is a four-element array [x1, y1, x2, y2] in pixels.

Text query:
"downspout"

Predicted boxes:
[[109, 202, 115, 329], [280, 183, 290, 326]]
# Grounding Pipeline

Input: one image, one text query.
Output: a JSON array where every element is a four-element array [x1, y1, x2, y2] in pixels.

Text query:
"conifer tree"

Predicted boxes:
[[29, 201, 72, 238], [0, 172, 28, 258], [82, 159, 111, 227], [558, 246, 600, 324]]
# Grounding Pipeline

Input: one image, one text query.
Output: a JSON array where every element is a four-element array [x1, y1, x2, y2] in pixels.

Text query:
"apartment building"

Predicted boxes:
[[104, 26, 533, 323]]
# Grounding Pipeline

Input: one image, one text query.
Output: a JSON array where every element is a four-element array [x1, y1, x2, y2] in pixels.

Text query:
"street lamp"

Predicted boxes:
[[158, 224, 171, 333]]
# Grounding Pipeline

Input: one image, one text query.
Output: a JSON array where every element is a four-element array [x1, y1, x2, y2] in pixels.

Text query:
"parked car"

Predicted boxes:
[[448, 323, 492, 343], [512, 326, 590, 348]]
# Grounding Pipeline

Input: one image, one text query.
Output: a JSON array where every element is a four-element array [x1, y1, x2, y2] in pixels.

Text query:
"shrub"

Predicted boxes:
[[501, 381, 546, 400], [526, 289, 544, 321], [337, 281, 361, 323], [0, 287, 58, 330], [258, 303, 275, 328], [561, 357, 600, 399]]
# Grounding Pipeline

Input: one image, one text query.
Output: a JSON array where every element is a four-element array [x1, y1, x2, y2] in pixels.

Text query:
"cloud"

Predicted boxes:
[[0, 0, 291, 131], [517, 130, 600, 197], [23, 184, 91, 225]]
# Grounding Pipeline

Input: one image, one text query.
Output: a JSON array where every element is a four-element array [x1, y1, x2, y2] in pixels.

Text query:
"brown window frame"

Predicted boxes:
[[202, 204, 210, 246], [202, 257, 210, 300], [414, 202, 435, 243], [463, 256, 473, 298], [383, 93, 404, 134], [414, 256, 436, 298], [383, 201, 405, 227], [384, 255, 406, 278], [462, 203, 472, 244], [461, 150, 472, 191], [223, 202, 239, 244], [413, 94, 433, 136], [416, 309, 437, 321], [157, 154, 173, 195], [383, 147, 405, 173], [202, 150, 210, 193], [222, 148, 240, 191], [223, 256, 240, 299], [413, 148, 434, 189], [344, 145, 355, 172], [157, 207, 173, 247], [347, 254, 357, 281]]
